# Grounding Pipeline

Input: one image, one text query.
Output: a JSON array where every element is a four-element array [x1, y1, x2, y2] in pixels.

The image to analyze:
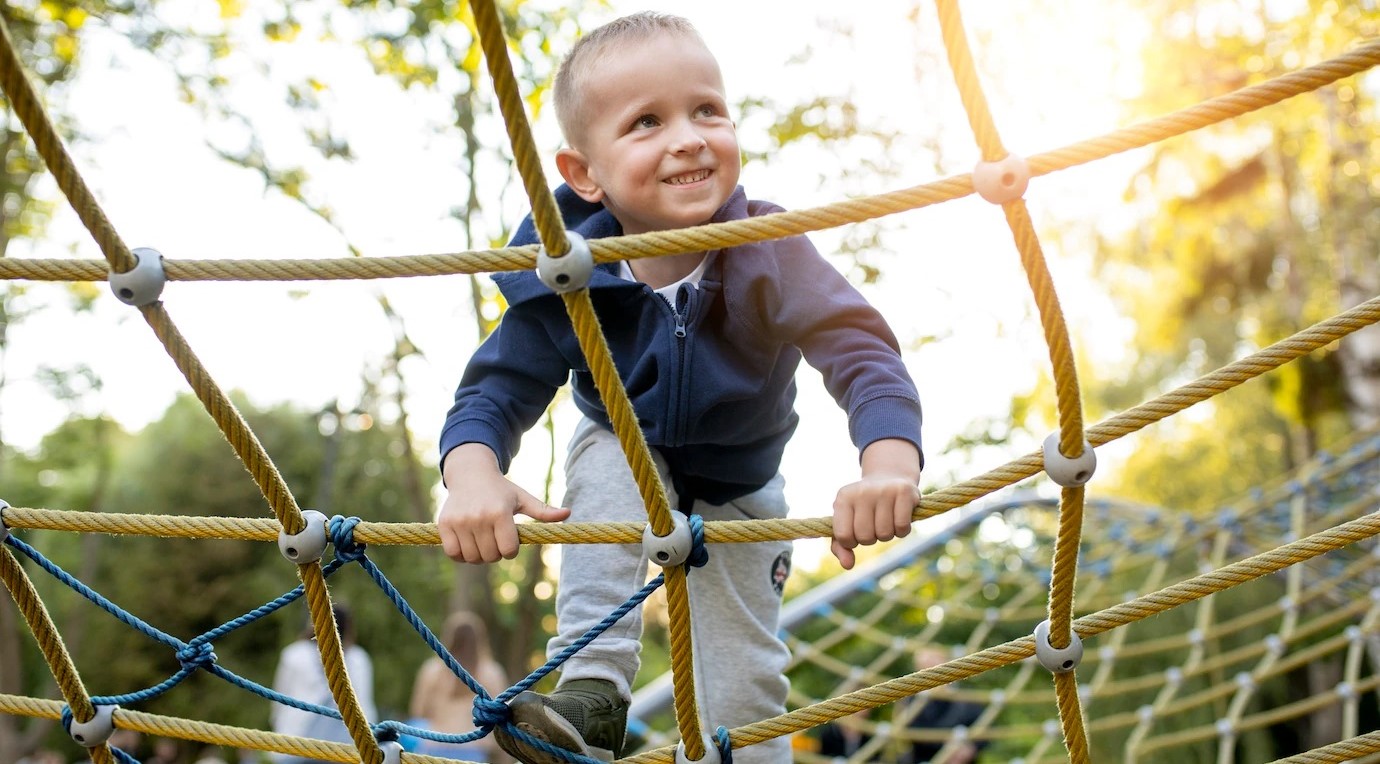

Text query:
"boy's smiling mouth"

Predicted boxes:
[[665, 169, 711, 185]]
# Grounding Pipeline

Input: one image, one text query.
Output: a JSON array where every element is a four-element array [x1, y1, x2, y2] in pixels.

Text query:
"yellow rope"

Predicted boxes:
[[1, 3, 1379, 761], [465, 0, 568, 257], [0, 13, 134, 274], [139, 304, 308, 534], [1270, 729, 1380, 762], [0, 545, 109, 760], [935, 0, 1005, 162], [0, 13, 309, 538], [300, 563, 382, 764], [7, 496, 1380, 760], [622, 505, 1380, 762], [6, 290, 1380, 549], [0, 694, 471, 764], [466, 0, 704, 749]]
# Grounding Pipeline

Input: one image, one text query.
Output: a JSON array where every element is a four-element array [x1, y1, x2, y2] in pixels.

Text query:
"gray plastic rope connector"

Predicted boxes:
[[69, 703, 118, 747], [380, 740, 405, 764], [109, 247, 166, 306], [537, 231, 594, 294], [972, 153, 1030, 204], [1042, 433, 1096, 487], [1033, 619, 1083, 674], [675, 734, 722, 764], [0, 499, 9, 542], [643, 511, 693, 568], [278, 510, 329, 564]]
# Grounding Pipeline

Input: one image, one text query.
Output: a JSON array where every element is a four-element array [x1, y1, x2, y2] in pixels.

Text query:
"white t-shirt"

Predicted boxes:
[[619, 255, 709, 311], [269, 639, 376, 759]]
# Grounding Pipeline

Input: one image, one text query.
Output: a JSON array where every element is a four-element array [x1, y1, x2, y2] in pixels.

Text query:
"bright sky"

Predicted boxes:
[[4, 0, 1151, 569]]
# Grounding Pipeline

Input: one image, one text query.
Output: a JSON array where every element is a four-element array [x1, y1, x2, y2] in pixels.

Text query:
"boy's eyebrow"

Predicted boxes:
[[609, 87, 727, 119]]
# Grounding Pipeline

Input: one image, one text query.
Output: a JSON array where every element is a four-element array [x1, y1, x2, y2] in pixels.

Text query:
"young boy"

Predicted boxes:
[[437, 12, 923, 764]]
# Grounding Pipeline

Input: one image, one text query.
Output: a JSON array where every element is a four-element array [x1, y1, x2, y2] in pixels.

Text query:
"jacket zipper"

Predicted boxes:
[[668, 285, 694, 446]]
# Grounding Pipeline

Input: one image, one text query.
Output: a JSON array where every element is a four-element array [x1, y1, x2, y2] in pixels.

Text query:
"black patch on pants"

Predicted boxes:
[[770, 551, 791, 597]]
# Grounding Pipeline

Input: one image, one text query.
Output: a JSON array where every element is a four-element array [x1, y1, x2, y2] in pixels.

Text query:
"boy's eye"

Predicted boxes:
[[634, 115, 659, 129], [696, 105, 718, 118]]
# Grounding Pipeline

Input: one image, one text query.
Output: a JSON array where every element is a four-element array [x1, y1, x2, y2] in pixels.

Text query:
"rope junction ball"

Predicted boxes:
[[1033, 619, 1084, 674], [67, 703, 117, 747], [277, 509, 329, 564], [971, 153, 1030, 204], [643, 511, 694, 568], [537, 230, 595, 293], [1041, 433, 1096, 487], [107, 247, 166, 306], [676, 733, 722, 764]]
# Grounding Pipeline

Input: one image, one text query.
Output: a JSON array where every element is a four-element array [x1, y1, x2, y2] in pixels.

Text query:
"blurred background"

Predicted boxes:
[[2, 0, 1378, 761]]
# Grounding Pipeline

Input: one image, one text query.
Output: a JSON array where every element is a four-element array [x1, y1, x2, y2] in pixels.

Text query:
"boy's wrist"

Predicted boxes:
[[859, 438, 922, 482], [442, 442, 503, 484]]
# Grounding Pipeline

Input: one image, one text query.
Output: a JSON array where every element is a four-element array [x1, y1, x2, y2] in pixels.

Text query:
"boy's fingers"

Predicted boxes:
[[439, 526, 462, 561], [831, 538, 856, 570], [893, 490, 915, 537], [832, 502, 856, 548], [495, 522, 521, 560], [852, 503, 878, 545], [456, 531, 484, 564]]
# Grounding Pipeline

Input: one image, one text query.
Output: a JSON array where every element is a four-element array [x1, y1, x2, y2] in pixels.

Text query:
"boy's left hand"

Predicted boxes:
[[831, 438, 921, 570]]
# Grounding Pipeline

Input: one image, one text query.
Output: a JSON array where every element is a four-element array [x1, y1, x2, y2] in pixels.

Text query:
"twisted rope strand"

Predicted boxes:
[[1, 544, 98, 724], [0, 14, 133, 273], [466, 0, 568, 257]]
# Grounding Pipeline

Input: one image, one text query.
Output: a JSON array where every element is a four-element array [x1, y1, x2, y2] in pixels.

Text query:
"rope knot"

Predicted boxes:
[[328, 515, 367, 562], [176, 640, 218, 671], [687, 514, 708, 568], [473, 696, 511, 729]]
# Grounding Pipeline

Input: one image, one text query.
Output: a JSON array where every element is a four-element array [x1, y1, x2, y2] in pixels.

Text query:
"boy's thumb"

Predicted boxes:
[[518, 493, 571, 522]]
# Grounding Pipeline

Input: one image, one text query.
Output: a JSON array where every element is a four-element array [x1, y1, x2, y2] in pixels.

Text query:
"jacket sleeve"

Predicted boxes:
[[744, 233, 923, 465], [438, 303, 570, 476]]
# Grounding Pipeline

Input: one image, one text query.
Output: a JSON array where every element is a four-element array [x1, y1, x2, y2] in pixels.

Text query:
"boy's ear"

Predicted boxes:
[[556, 148, 604, 203]]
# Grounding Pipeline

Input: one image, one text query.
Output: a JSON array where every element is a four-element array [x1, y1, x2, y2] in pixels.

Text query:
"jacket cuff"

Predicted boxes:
[[439, 419, 511, 480], [849, 394, 925, 469]]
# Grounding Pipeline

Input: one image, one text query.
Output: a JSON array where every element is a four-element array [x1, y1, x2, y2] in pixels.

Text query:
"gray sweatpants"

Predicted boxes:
[[549, 418, 794, 764]]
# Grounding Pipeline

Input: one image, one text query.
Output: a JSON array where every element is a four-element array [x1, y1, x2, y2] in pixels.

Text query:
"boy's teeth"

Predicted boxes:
[[668, 170, 708, 185]]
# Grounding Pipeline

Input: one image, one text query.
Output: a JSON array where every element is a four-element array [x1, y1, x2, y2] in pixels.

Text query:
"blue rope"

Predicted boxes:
[[485, 515, 710, 762], [715, 725, 734, 764], [14, 511, 712, 763], [501, 572, 666, 702]]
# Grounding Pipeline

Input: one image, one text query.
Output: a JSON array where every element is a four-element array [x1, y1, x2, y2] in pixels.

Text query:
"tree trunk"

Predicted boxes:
[[1323, 90, 1380, 429]]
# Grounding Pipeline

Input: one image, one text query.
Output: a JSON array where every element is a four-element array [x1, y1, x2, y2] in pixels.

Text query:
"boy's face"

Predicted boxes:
[[556, 32, 741, 235]]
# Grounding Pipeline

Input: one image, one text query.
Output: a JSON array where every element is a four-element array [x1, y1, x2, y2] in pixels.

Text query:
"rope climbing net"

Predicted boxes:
[[1, 1, 1379, 763]]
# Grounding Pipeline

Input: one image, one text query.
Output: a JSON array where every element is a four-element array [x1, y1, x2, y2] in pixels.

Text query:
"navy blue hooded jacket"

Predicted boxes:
[[440, 185, 922, 506]]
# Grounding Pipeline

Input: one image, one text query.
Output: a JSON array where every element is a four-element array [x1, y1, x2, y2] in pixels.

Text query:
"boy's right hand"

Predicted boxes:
[[437, 443, 571, 563]]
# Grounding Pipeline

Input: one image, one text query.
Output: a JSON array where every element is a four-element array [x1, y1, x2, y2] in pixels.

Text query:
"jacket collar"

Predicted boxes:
[[497, 184, 745, 304]]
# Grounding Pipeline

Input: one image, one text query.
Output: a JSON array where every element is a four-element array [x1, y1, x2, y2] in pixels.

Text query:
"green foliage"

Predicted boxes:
[[1092, 0, 1379, 437], [11, 392, 451, 741]]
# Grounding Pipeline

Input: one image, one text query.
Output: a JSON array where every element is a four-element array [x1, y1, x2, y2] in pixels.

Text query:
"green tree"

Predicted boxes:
[[1077, 1, 1379, 754], [14, 391, 446, 749], [1094, 1, 1377, 467]]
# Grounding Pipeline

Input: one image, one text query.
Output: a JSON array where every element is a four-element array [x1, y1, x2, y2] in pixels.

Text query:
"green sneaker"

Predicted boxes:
[[496, 678, 629, 764]]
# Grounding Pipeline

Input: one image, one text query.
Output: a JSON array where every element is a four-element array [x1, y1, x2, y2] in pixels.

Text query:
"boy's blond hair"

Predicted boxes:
[[553, 11, 707, 148]]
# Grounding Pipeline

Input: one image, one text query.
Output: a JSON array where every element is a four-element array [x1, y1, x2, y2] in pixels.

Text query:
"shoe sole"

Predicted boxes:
[[495, 692, 615, 764]]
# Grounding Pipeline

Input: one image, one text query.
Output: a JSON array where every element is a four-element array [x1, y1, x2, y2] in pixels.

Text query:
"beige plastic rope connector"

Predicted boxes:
[[973, 154, 1030, 204]]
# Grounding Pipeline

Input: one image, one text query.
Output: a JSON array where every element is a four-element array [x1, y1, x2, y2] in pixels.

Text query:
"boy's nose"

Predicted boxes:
[[668, 121, 708, 153]]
